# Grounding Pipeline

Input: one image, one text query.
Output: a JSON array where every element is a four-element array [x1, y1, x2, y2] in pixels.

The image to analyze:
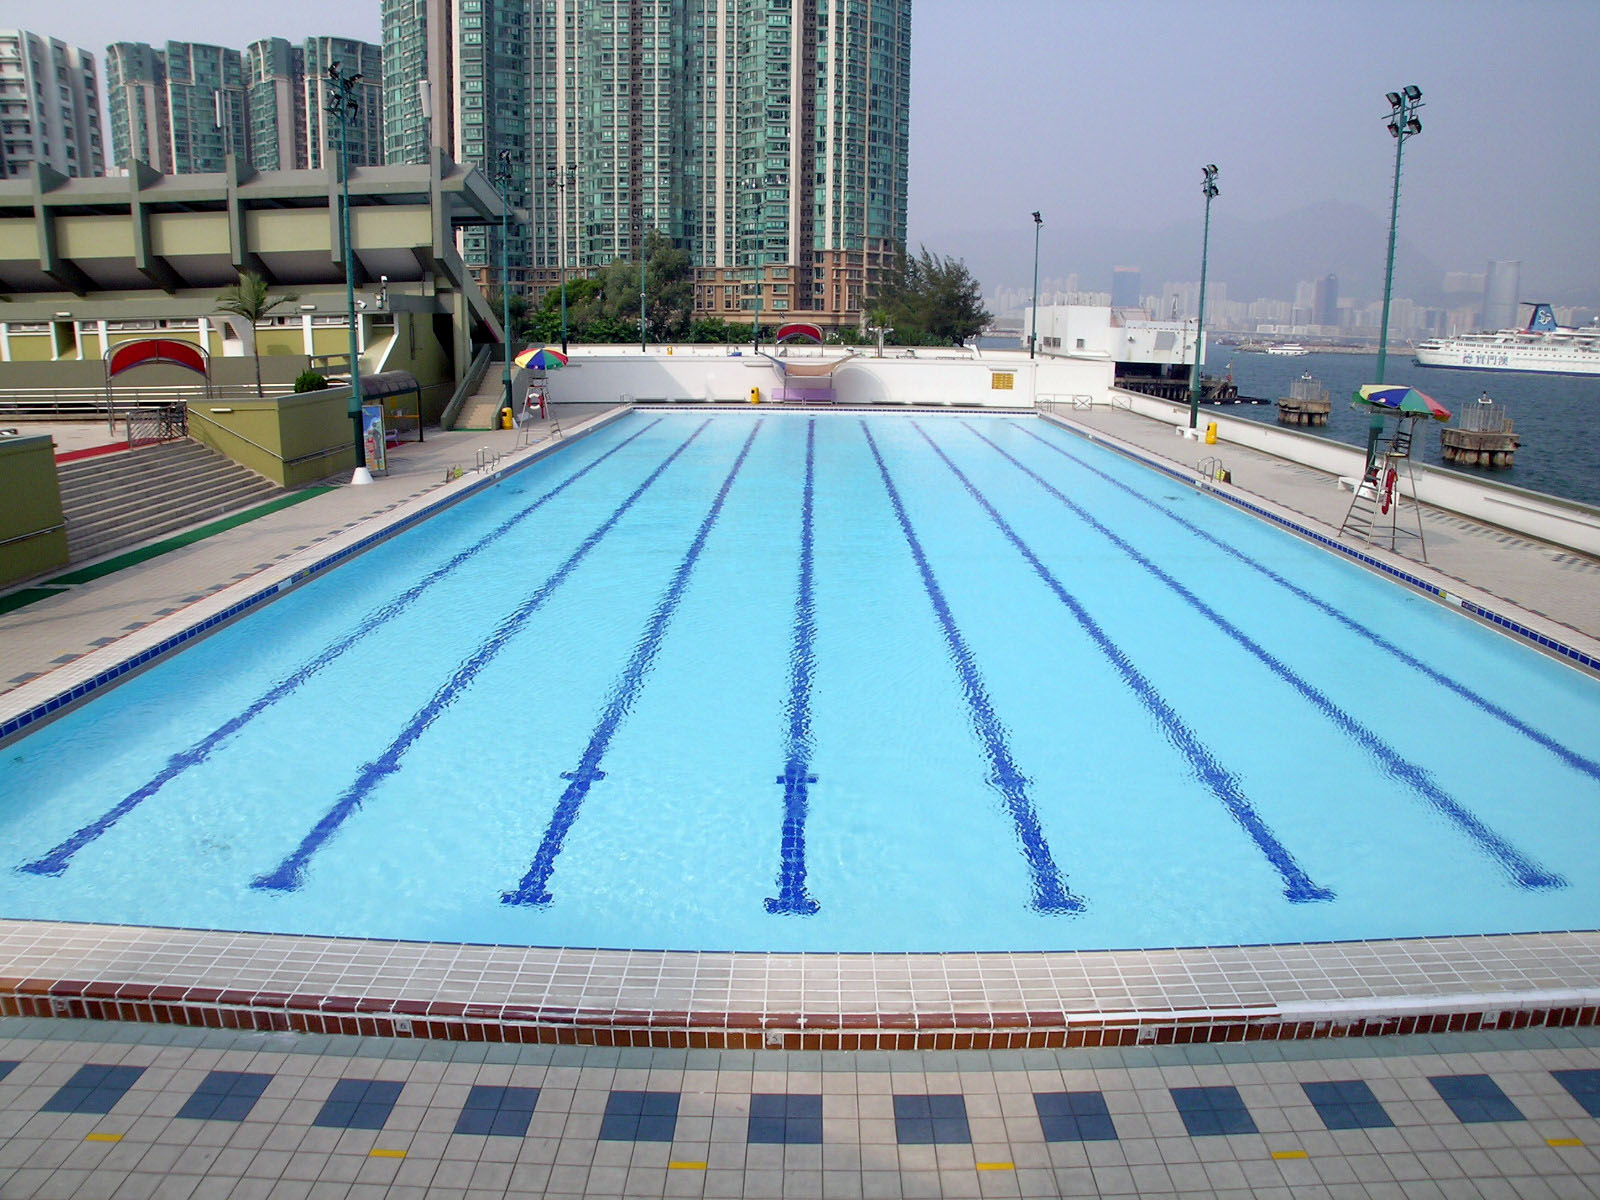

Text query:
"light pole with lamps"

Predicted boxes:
[[547, 162, 574, 353], [1029, 211, 1042, 358], [1187, 164, 1219, 430], [324, 62, 369, 483], [492, 149, 516, 425], [1370, 85, 1423, 471]]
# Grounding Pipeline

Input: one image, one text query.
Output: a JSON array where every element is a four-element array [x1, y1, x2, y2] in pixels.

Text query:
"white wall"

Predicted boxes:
[[543, 347, 1113, 409]]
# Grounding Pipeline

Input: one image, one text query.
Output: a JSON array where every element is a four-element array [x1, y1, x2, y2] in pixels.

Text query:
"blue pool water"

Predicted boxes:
[[3, 411, 1599, 952]]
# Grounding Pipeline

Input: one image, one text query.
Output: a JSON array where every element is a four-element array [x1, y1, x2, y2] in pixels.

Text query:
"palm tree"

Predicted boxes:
[[216, 271, 298, 397]]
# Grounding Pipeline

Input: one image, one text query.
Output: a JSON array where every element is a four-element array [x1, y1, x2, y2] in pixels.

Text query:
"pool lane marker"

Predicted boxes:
[[909, 421, 1330, 906], [18, 418, 667, 881], [503, 422, 764, 907], [1012, 419, 1600, 787], [961, 421, 1562, 892], [766, 417, 821, 916], [249, 419, 714, 893], [861, 421, 1083, 915]]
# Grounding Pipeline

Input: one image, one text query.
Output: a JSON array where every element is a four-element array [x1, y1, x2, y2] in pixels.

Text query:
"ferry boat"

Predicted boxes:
[[1413, 303, 1600, 377], [1265, 343, 1308, 356]]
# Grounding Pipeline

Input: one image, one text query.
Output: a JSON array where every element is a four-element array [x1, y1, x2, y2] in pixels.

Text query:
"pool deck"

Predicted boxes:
[[1, 401, 1599, 1061]]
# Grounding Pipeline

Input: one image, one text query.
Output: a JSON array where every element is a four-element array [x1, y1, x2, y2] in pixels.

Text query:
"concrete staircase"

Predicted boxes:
[[453, 371, 512, 431], [58, 439, 283, 564]]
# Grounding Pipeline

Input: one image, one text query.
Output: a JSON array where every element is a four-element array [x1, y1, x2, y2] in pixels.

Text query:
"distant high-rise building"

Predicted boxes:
[[109, 36, 381, 176], [1483, 260, 1520, 331], [1111, 267, 1141, 308], [384, 0, 912, 323], [1312, 273, 1338, 327], [0, 29, 104, 179], [245, 38, 305, 171]]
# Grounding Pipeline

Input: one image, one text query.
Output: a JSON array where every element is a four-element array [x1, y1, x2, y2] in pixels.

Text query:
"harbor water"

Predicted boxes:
[[1215, 351, 1600, 506]]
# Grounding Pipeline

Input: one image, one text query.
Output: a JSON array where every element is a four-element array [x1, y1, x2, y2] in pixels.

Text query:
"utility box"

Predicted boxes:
[[750, 386, 761, 405]]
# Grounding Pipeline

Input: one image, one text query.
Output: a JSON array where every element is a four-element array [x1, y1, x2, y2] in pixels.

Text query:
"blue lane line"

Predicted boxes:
[[19, 420, 666, 880], [249, 420, 713, 893], [766, 417, 821, 916], [908, 420, 1332, 905], [962, 420, 1563, 892], [1013, 419, 1600, 787], [503, 422, 764, 907], [861, 422, 1083, 915]]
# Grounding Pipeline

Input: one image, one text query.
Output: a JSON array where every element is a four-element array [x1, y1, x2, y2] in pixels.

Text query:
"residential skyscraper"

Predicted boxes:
[[109, 37, 382, 176], [387, 0, 912, 324], [0, 29, 104, 179], [1312, 273, 1339, 327]]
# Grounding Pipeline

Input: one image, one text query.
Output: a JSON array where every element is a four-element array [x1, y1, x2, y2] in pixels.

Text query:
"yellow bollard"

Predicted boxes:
[[750, 386, 761, 405], [1205, 421, 1218, 445], [501, 408, 514, 430]]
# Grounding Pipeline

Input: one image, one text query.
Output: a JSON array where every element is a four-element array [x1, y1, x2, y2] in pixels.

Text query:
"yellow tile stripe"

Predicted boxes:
[[669, 1161, 709, 1170], [85, 1132, 123, 1143], [369, 1148, 407, 1159], [1272, 1150, 1309, 1159], [1548, 1137, 1584, 1148], [976, 1162, 1015, 1171]]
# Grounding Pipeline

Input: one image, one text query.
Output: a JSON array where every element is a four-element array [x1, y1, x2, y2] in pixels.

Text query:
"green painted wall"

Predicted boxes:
[[186, 389, 357, 488], [0, 436, 70, 586]]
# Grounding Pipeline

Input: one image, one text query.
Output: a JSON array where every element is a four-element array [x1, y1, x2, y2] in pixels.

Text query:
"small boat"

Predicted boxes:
[[1266, 343, 1309, 356]]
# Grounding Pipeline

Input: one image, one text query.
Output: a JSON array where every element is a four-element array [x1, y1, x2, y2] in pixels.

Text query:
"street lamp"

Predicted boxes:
[[324, 62, 369, 484], [492, 148, 515, 425], [1029, 211, 1042, 359], [1371, 84, 1423, 470], [547, 162, 574, 353], [1188, 164, 1219, 430]]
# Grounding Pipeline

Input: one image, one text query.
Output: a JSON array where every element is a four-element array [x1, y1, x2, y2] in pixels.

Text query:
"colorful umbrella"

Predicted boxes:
[[1351, 384, 1451, 421], [513, 346, 568, 370]]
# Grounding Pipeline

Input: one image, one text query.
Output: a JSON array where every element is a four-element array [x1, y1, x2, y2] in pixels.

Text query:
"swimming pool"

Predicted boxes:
[[3, 410, 1598, 953]]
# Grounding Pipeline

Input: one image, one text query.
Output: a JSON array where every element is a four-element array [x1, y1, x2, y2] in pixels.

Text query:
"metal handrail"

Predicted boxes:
[[0, 522, 66, 549], [441, 346, 493, 431], [185, 404, 350, 470]]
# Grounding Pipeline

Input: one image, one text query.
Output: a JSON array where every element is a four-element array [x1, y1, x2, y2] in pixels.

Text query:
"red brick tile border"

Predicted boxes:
[[3, 974, 1596, 1049]]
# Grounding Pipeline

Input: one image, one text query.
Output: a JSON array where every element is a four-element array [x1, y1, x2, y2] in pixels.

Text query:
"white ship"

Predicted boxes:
[[1265, 343, 1308, 356], [1414, 303, 1600, 377]]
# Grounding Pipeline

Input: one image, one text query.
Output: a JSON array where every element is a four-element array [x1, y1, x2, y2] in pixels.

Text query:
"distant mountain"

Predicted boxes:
[[913, 200, 1448, 307]]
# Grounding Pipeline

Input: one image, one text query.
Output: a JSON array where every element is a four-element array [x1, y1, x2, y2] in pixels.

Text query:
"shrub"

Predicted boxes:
[[293, 370, 330, 393]]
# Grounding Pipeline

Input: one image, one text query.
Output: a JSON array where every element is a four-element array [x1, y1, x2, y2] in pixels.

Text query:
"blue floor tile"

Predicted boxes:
[[40, 1064, 145, 1115], [176, 1071, 273, 1122], [748, 1093, 823, 1144], [1302, 1080, 1394, 1130], [1429, 1074, 1524, 1124], [1551, 1069, 1600, 1118], [893, 1094, 970, 1144], [1034, 1091, 1118, 1141], [453, 1085, 541, 1137], [1169, 1085, 1258, 1136], [599, 1090, 679, 1142], [312, 1078, 405, 1130]]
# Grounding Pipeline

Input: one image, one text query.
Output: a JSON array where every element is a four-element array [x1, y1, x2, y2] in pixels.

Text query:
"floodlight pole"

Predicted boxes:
[[1029, 211, 1042, 358], [1188, 164, 1219, 430], [325, 62, 367, 482], [1371, 85, 1423, 472], [550, 162, 574, 354], [494, 149, 514, 425], [637, 221, 647, 353]]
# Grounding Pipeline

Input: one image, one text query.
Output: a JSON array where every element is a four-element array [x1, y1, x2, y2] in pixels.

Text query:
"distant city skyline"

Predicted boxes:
[[17, 0, 1600, 304]]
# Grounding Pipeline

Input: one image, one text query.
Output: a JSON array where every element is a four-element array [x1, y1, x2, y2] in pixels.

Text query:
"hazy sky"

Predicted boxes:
[[25, 0, 1600, 299]]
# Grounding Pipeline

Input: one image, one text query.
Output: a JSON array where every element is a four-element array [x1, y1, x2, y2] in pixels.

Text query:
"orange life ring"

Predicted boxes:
[[1381, 467, 1397, 515]]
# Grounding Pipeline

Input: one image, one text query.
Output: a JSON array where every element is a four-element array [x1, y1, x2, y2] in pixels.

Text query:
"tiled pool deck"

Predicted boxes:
[[1, 401, 1598, 1059]]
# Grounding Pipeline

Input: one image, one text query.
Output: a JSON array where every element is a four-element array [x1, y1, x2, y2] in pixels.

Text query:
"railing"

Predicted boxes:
[[1456, 398, 1515, 434], [1036, 394, 1096, 418], [124, 402, 188, 448], [184, 404, 344, 469], [440, 346, 493, 431], [0, 522, 66, 549], [0, 384, 299, 427]]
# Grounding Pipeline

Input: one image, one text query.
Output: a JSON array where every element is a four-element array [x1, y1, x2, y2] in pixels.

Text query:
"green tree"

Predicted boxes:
[[215, 270, 299, 396], [869, 248, 991, 346]]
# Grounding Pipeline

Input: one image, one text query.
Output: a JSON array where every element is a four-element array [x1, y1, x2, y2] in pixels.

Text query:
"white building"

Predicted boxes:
[[1023, 304, 1203, 370]]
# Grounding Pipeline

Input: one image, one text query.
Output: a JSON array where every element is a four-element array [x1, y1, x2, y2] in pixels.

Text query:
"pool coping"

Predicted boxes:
[[3, 404, 1599, 1049]]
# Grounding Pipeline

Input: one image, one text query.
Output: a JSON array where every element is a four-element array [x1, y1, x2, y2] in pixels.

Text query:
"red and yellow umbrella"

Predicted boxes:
[[513, 346, 568, 370], [1352, 384, 1451, 421]]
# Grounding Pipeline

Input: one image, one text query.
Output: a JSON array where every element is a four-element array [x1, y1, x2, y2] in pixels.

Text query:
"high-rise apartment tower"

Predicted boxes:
[[0, 29, 104, 179]]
